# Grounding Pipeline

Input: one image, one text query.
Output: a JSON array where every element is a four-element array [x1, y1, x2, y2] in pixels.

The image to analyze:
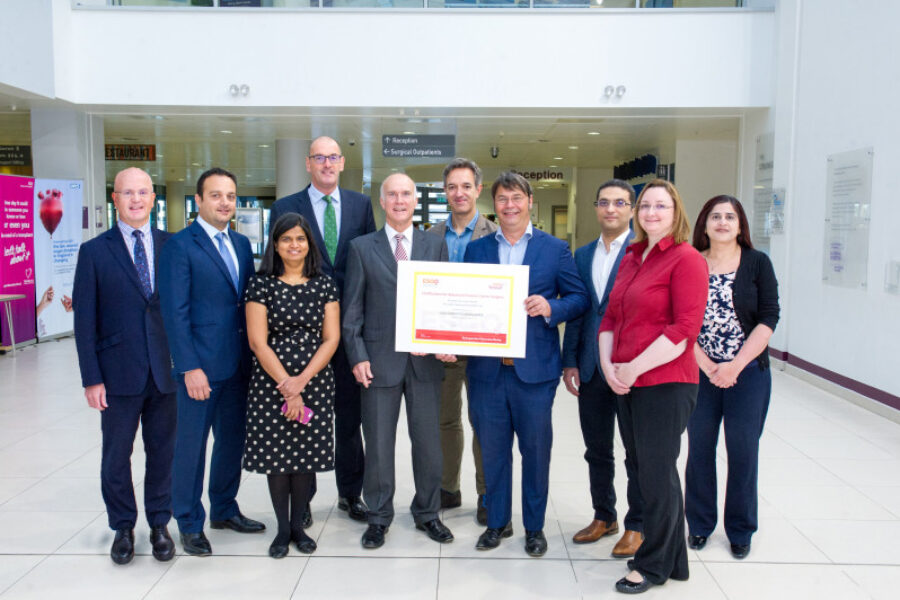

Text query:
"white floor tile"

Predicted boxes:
[[1, 477, 105, 512], [760, 484, 896, 520], [439, 558, 579, 600], [573, 559, 724, 599], [0, 478, 40, 505], [0, 510, 101, 553], [147, 555, 306, 599], [842, 565, 900, 600], [694, 518, 829, 564], [816, 458, 900, 487], [793, 519, 900, 564], [0, 555, 44, 595], [705, 562, 869, 600], [294, 557, 437, 600]]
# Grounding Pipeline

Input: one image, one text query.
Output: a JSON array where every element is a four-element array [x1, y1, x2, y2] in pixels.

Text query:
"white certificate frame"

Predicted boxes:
[[395, 260, 529, 358]]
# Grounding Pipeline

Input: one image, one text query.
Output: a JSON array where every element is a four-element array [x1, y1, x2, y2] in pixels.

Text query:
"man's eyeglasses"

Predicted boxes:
[[594, 199, 631, 208], [309, 154, 342, 164], [115, 190, 152, 200]]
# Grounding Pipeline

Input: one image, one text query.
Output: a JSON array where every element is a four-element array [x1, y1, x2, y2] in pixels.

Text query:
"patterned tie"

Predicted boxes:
[[394, 233, 408, 262], [215, 231, 239, 291], [323, 195, 338, 264], [132, 230, 152, 299]]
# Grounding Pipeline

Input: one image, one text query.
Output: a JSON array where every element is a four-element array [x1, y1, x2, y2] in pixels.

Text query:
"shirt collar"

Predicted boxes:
[[495, 222, 533, 246], [196, 215, 228, 240], [309, 184, 340, 204], [117, 220, 152, 239], [599, 228, 631, 253], [626, 234, 676, 255], [384, 221, 414, 242]]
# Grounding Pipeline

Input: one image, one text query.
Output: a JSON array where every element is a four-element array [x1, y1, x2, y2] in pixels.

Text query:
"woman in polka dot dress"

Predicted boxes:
[[244, 212, 339, 558]]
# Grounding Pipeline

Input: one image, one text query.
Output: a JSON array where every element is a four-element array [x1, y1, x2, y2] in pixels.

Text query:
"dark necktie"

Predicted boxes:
[[216, 231, 239, 291], [323, 195, 338, 264], [394, 233, 408, 261], [132, 230, 152, 299]]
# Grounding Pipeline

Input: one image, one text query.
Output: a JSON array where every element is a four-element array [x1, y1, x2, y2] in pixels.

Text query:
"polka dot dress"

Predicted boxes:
[[243, 274, 338, 474]]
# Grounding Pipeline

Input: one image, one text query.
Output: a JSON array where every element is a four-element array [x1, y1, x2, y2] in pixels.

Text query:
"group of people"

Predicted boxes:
[[72, 135, 778, 596]]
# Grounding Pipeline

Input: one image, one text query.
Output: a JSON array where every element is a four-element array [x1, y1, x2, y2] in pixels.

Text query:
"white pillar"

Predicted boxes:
[[165, 179, 186, 232], [275, 139, 309, 200]]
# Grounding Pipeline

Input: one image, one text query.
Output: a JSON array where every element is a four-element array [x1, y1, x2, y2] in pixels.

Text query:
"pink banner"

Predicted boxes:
[[0, 175, 36, 348]]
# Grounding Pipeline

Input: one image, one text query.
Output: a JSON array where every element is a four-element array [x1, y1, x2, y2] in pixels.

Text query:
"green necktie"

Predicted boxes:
[[323, 195, 337, 263]]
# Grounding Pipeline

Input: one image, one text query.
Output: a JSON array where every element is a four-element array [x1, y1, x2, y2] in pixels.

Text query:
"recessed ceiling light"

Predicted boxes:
[[258, 144, 269, 148], [403, 131, 415, 135], [157, 154, 164, 158], [553, 157, 563, 160], [177, 178, 184, 182], [587, 131, 600, 136], [549, 165, 558, 168], [220, 130, 232, 134], [568, 146, 579, 150], [191, 162, 200, 166]]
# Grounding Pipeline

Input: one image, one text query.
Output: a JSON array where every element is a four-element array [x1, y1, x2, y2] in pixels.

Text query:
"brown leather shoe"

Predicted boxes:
[[611, 529, 643, 558], [572, 519, 619, 544]]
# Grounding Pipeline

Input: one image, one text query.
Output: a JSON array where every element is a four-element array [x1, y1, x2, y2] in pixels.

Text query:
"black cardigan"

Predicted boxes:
[[733, 247, 780, 370]]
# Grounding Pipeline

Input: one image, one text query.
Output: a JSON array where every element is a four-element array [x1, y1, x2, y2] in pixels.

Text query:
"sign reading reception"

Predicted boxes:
[[33, 178, 83, 339], [395, 260, 529, 358], [0, 174, 36, 348]]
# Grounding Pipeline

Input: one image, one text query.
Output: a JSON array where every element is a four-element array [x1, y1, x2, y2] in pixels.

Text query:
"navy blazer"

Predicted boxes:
[[269, 185, 376, 295], [73, 226, 175, 396], [561, 231, 634, 384], [464, 228, 589, 384], [158, 221, 255, 383]]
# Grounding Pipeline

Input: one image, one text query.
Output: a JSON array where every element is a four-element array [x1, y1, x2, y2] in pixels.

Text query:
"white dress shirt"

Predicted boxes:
[[384, 222, 414, 258], [591, 229, 631, 299], [196, 215, 240, 279]]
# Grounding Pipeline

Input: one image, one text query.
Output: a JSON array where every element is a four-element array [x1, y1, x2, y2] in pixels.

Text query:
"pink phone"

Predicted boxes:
[[281, 402, 314, 424]]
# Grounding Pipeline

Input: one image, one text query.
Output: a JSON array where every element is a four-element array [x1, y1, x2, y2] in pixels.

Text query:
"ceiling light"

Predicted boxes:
[[553, 157, 563, 160], [403, 131, 415, 135], [220, 130, 232, 134], [258, 144, 269, 148], [568, 145, 578, 150], [157, 154, 164, 158], [549, 165, 558, 168], [191, 162, 200, 166], [587, 131, 600, 136]]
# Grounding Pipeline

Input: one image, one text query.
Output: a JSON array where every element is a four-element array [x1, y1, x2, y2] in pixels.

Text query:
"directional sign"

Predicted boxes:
[[382, 135, 455, 159]]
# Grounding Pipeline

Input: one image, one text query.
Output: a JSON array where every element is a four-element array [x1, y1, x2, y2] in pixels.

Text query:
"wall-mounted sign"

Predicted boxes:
[[382, 135, 455, 159], [0, 146, 31, 167], [614, 154, 657, 181], [105, 144, 156, 161], [511, 169, 565, 182]]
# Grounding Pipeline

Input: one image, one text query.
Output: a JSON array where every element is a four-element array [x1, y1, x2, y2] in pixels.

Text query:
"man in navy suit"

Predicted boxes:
[[465, 172, 589, 557], [158, 167, 265, 556], [73, 167, 177, 565], [561, 179, 644, 559], [270, 136, 376, 525]]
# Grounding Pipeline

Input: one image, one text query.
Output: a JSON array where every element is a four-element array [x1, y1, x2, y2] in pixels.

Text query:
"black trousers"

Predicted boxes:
[[578, 368, 643, 530], [101, 374, 176, 530], [617, 382, 697, 585]]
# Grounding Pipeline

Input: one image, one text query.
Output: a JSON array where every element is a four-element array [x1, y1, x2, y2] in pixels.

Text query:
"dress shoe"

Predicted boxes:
[[573, 519, 619, 544], [475, 522, 513, 550], [612, 529, 643, 558], [525, 530, 548, 557], [416, 518, 454, 543], [300, 503, 313, 529], [615, 574, 653, 594], [361, 524, 388, 549], [730, 542, 751, 559], [688, 535, 708, 550], [337, 496, 368, 522], [210, 512, 266, 534], [110, 528, 134, 565], [476, 494, 487, 526], [180, 531, 212, 556], [292, 530, 317, 554], [440, 488, 462, 509], [149, 525, 175, 562], [268, 535, 289, 559]]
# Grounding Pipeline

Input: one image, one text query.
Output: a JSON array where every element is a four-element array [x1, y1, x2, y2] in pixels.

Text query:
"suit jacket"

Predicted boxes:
[[342, 228, 449, 388], [73, 226, 176, 396], [269, 185, 376, 295], [465, 228, 590, 384], [426, 212, 497, 247], [158, 221, 255, 383], [561, 231, 634, 384]]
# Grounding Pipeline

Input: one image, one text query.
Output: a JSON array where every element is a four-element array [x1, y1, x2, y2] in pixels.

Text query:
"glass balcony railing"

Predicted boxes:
[[81, 0, 764, 9]]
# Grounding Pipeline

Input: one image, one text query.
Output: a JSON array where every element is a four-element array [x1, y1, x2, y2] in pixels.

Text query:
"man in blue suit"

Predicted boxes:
[[561, 179, 644, 559], [158, 167, 265, 556], [73, 167, 177, 565], [269, 136, 376, 526], [465, 172, 589, 557]]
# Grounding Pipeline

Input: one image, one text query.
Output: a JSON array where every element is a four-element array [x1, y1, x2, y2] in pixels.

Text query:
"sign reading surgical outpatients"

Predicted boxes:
[[33, 178, 83, 339], [0, 174, 36, 348], [382, 135, 456, 159]]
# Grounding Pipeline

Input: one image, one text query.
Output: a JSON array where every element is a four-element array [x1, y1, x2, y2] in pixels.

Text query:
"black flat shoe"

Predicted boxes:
[[268, 536, 289, 559], [688, 535, 708, 550], [730, 543, 751, 559], [615, 575, 653, 594], [476, 494, 487, 526], [110, 528, 134, 565], [337, 496, 368, 522], [475, 522, 513, 550], [292, 529, 317, 554], [525, 530, 548, 557], [180, 531, 212, 556], [361, 524, 388, 549], [210, 512, 266, 534], [149, 525, 175, 561], [416, 518, 454, 543], [627, 559, 635, 571], [440, 489, 462, 509]]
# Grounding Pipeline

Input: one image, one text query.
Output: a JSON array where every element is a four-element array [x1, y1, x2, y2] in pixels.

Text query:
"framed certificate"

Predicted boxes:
[[395, 260, 529, 358]]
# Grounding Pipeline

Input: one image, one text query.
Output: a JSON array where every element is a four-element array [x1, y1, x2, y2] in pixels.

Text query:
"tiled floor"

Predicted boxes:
[[1, 338, 899, 598]]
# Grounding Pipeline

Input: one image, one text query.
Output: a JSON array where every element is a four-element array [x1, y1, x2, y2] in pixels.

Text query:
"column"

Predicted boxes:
[[275, 139, 309, 200], [165, 179, 186, 233]]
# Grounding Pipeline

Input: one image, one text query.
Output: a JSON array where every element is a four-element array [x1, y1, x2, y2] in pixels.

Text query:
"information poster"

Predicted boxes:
[[0, 174, 36, 348], [752, 133, 775, 253], [823, 148, 873, 289], [33, 178, 83, 339]]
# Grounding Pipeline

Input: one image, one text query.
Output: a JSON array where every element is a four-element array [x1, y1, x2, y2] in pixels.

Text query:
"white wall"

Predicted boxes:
[[0, 0, 55, 98], [674, 138, 739, 225]]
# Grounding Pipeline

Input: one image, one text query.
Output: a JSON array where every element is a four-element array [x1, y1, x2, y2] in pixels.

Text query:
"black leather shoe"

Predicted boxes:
[[475, 522, 513, 550], [688, 535, 708, 550], [361, 524, 388, 549], [180, 531, 212, 556], [440, 489, 462, 509], [476, 494, 487, 526], [525, 530, 548, 557], [293, 530, 317, 554], [210, 512, 266, 534], [300, 503, 313, 529], [416, 518, 454, 543], [730, 543, 751, 559], [149, 526, 175, 561], [268, 536, 289, 559], [338, 496, 368, 522], [616, 575, 653, 594], [110, 528, 134, 565]]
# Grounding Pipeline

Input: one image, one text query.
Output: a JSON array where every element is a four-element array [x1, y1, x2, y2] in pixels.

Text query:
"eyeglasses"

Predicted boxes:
[[709, 213, 738, 222], [115, 190, 152, 200], [594, 199, 631, 208], [637, 203, 674, 212], [309, 154, 342, 164]]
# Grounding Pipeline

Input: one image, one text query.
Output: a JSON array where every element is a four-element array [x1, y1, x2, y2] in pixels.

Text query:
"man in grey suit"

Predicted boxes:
[[427, 158, 497, 525], [342, 173, 455, 550]]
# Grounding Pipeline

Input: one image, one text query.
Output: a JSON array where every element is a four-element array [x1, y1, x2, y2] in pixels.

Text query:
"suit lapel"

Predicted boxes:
[[598, 231, 633, 307], [297, 188, 330, 268], [191, 221, 237, 295], [373, 229, 397, 274], [105, 228, 146, 298], [521, 229, 543, 266], [581, 241, 601, 309], [410, 228, 428, 261]]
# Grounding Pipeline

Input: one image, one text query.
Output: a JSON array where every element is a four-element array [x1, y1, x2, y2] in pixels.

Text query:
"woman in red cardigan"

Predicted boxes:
[[599, 179, 708, 594]]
